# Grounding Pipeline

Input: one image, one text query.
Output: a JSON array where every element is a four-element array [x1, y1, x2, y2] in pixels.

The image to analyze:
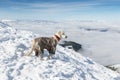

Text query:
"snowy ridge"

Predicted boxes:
[[108, 64, 120, 73], [0, 22, 120, 80], [0, 21, 12, 28]]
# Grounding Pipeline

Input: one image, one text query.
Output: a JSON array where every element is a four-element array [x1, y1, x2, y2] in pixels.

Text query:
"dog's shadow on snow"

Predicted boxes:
[[16, 43, 28, 51]]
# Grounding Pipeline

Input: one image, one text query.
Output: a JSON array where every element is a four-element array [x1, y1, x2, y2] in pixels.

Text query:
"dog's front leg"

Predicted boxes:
[[47, 48, 56, 60], [39, 53, 44, 60]]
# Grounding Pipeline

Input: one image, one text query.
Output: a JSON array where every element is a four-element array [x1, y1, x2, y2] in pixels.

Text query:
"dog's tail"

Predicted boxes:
[[24, 40, 36, 56]]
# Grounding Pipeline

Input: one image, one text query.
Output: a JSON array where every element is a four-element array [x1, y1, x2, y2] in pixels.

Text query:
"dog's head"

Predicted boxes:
[[54, 31, 67, 41], [56, 30, 67, 39]]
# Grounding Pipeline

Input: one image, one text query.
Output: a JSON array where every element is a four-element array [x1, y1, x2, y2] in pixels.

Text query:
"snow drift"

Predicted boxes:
[[0, 21, 120, 80]]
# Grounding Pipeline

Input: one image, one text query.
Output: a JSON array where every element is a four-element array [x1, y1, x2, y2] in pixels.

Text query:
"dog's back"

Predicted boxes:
[[35, 37, 57, 53]]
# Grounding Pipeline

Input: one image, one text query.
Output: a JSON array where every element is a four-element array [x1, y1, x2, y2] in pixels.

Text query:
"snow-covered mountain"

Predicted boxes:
[[0, 21, 120, 80], [3, 20, 120, 66]]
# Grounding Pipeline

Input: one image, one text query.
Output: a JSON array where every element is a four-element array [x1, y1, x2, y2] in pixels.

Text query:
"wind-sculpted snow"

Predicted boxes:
[[0, 22, 120, 80]]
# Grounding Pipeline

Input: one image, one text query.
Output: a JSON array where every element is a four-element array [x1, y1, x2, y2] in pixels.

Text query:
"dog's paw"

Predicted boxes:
[[40, 58, 44, 61]]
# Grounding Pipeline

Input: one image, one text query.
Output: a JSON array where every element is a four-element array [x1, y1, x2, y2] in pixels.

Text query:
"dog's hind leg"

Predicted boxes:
[[35, 49, 39, 57], [35, 48, 43, 57], [39, 49, 44, 60]]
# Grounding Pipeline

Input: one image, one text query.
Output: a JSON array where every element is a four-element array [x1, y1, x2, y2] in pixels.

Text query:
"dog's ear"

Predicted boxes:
[[57, 30, 65, 34], [57, 30, 62, 35]]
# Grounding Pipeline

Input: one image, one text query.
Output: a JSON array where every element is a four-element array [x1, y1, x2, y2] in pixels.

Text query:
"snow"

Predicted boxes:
[[4, 20, 120, 66], [1, 19, 15, 22], [0, 21, 120, 80]]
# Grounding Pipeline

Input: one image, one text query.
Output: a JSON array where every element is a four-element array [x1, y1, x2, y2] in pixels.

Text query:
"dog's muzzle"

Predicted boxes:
[[65, 36, 67, 38]]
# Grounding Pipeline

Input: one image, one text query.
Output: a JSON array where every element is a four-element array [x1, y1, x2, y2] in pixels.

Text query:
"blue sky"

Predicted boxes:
[[0, 0, 120, 22]]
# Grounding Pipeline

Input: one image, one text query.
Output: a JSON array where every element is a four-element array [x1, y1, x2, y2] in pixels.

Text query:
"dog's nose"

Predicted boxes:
[[65, 36, 67, 38]]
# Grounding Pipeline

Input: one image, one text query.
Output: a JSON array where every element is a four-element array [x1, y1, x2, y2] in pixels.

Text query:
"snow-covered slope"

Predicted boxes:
[[0, 21, 120, 80], [4, 20, 120, 66]]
